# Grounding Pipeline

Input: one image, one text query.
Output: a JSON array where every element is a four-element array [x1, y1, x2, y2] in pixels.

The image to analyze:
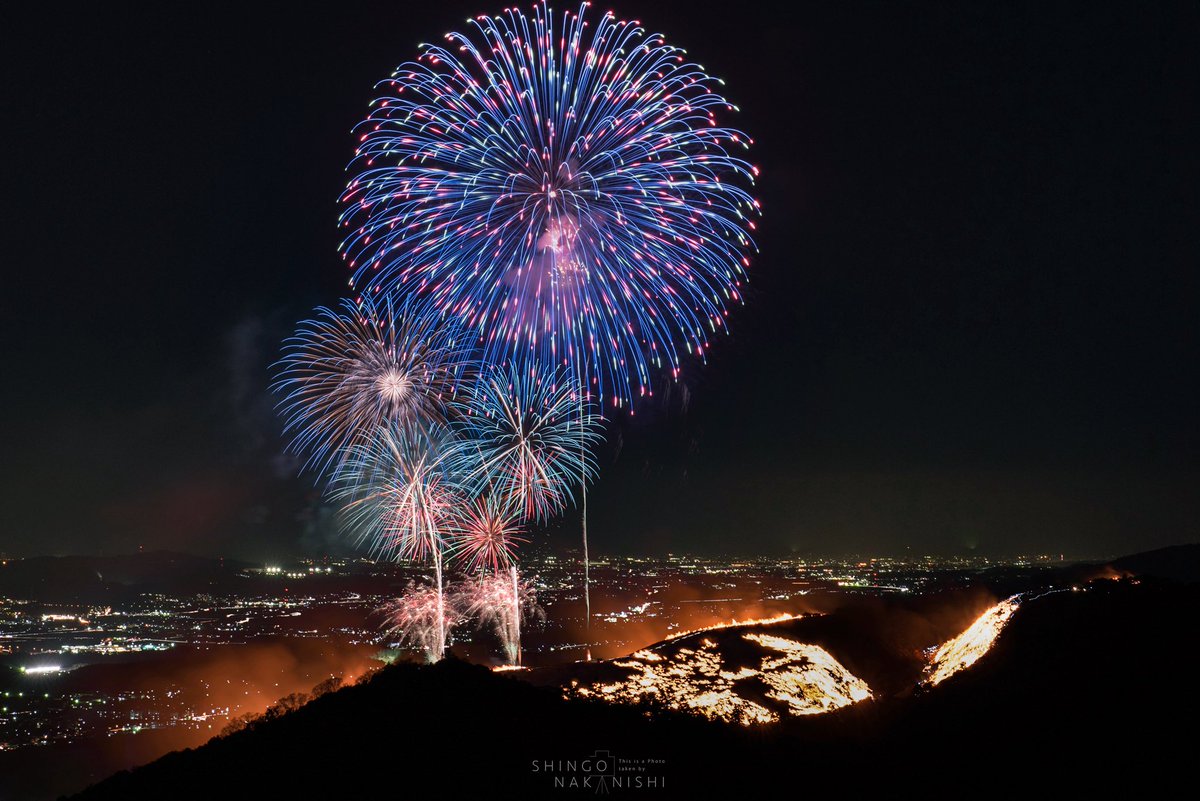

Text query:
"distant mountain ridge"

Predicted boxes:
[[1111, 542, 1200, 582], [0, 551, 251, 603]]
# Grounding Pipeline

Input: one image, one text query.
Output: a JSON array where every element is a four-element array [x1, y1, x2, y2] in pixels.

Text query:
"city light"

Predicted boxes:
[[20, 665, 63, 675]]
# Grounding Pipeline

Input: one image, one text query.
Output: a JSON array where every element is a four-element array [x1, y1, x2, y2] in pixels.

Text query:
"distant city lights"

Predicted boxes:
[[262, 565, 333, 578]]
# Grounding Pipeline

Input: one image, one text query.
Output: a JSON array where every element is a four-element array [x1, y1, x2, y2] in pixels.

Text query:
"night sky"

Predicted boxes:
[[3, 2, 1197, 560]]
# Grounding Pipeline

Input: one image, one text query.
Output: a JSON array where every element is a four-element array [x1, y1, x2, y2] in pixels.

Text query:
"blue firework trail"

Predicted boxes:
[[330, 422, 462, 563], [445, 364, 603, 522], [271, 296, 471, 477], [339, 1, 760, 409]]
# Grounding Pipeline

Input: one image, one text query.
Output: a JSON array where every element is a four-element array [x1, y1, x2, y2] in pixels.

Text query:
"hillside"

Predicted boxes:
[[71, 570, 1196, 799], [1111, 542, 1200, 582]]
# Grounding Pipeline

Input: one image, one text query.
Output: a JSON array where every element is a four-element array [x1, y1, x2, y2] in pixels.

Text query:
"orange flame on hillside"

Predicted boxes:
[[924, 595, 1022, 686], [664, 612, 805, 641], [567, 618, 870, 725]]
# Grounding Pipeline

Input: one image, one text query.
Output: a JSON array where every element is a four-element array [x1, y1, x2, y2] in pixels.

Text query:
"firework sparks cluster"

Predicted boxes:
[[272, 1, 758, 664]]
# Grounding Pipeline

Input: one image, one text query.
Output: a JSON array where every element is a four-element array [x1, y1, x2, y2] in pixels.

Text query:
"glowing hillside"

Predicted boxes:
[[566, 628, 872, 725], [924, 595, 1022, 686]]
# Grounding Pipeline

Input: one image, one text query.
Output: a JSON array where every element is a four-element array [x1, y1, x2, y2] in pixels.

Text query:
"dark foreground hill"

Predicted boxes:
[[72, 574, 1196, 800], [1112, 542, 1200, 582]]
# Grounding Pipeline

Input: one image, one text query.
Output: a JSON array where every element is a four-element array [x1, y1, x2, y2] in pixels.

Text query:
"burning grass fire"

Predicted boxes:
[[665, 613, 805, 641], [924, 594, 1023, 686], [565, 623, 872, 725]]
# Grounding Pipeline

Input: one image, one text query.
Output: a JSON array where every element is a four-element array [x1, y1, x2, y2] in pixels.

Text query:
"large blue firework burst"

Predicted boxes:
[[339, 1, 760, 409]]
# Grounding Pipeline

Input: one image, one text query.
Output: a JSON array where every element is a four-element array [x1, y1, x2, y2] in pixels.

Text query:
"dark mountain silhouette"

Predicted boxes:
[[1111, 543, 1200, 583], [0, 552, 251, 604], [70, 548, 1197, 799]]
